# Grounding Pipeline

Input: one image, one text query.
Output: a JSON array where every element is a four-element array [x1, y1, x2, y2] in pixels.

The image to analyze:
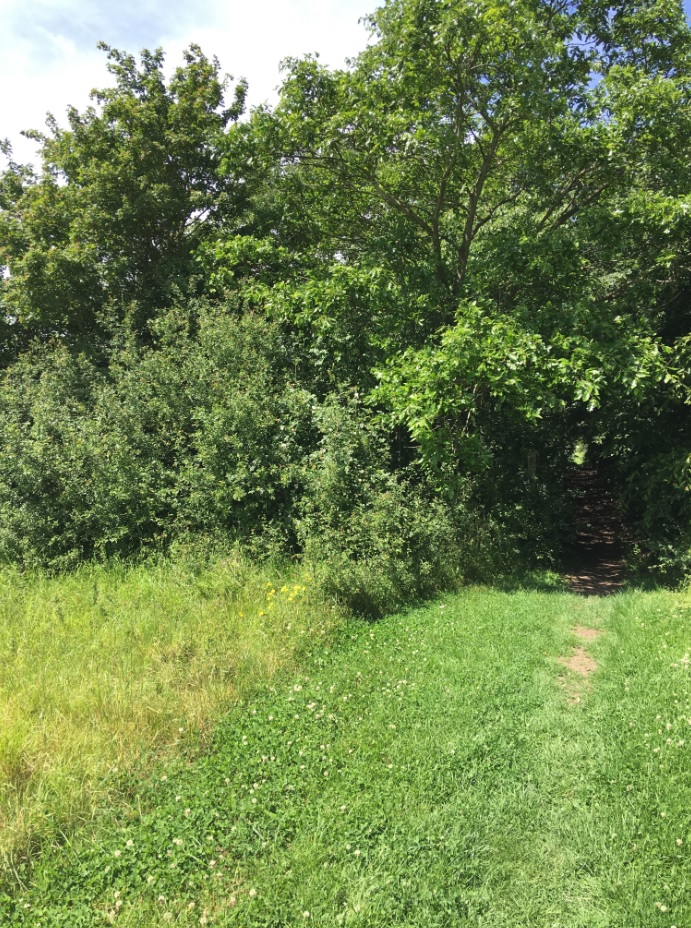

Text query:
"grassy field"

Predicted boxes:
[[0, 555, 336, 884], [2, 582, 689, 926]]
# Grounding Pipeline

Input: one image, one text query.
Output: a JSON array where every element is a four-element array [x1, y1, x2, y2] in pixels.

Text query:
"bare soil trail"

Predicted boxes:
[[563, 467, 627, 596], [558, 467, 628, 699]]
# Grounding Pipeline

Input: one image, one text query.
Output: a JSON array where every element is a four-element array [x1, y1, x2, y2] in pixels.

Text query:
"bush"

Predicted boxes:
[[0, 308, 313, 568], [0, 306, 554, 592], [297, 398, 478, 616]]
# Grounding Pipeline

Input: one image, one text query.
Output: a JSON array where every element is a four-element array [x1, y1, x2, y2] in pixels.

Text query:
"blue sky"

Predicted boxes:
[[1, 0, 691, 166], [5, 0, 202, 61]]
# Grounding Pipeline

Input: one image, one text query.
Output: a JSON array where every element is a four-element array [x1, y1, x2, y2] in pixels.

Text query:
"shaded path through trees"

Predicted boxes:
[[564, 467, 627, 595]]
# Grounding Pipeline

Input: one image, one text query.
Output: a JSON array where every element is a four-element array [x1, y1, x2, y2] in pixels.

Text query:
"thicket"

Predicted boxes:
[[1, 0, 691, 595]]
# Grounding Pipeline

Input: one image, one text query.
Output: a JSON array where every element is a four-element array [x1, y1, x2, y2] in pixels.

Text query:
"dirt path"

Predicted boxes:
[[557, 468, 626, 700], [558, 623, 604, 703], [563, 467, 627, 596]]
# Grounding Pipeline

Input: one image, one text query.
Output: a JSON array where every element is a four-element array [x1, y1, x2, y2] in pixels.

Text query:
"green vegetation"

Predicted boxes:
[[1, 0, 690, 578], [1, 0, 690, 919], [3, 587, 689, 926], [0, 556, 336, 881]]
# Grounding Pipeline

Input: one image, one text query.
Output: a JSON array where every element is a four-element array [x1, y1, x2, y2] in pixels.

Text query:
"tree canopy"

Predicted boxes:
[[1, 0, 690, 583], [0, 44, 247, 343]]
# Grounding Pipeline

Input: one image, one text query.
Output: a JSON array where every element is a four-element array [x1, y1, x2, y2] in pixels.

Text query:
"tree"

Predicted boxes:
[[262, 0, 691, 476], [274, 0, 601, 320], [0, 44, 247, 348]]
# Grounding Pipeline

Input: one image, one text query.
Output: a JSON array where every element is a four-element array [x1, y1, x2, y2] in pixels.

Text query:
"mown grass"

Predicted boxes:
[[4, 585, 689, 926], [0, 554, 337, 885]]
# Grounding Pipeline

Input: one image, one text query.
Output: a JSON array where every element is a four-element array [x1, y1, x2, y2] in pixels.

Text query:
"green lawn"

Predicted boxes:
[[3, 586, 690, 927]]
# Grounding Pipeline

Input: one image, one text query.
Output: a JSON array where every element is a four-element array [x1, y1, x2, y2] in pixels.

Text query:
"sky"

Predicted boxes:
[[0, 0, 373, 166], [1, 0, 691, 168]]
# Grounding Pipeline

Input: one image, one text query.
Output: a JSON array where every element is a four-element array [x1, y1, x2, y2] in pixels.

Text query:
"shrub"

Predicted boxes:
[[296, 398, 470, 616], [0, 308, 313, 568]]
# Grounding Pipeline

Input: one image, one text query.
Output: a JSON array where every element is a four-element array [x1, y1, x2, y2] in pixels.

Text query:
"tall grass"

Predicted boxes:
[[0, 552, 337, 882]]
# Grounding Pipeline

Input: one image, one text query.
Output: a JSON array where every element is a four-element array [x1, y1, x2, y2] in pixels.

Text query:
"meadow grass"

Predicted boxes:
[[0, 554, 336, 885], [4, 584, 690, 925]]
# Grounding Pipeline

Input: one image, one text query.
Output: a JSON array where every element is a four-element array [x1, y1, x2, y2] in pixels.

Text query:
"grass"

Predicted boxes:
[[3, 583, 690, 925], [0, 554, 336, 885]]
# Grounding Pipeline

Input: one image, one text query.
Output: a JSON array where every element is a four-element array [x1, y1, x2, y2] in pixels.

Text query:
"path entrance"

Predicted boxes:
[[564, 466, 627, 595]]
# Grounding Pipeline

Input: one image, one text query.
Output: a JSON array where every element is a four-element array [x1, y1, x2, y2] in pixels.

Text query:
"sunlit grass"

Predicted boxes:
[[0, 554, 337, 883], [4, 582, 691, 926]]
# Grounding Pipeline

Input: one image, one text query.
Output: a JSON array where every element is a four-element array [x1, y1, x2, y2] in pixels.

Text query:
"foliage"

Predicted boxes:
[[264, 0, 691, 570], [0, 309, 315, 567], [296, 397, 466, 615], [1, 0, 691, 913], [1, 0, 691, 578], [0, 45, 247, 346]]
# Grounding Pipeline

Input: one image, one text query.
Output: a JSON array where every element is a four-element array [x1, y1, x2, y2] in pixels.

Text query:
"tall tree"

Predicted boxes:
[[274, 0, 599, 320], [0, 44, 247, 347], [261, 0, 691, 478]]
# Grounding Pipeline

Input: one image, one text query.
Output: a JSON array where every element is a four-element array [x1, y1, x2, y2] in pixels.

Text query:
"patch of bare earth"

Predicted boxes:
[[558, 626, 603, 705], [572, 625, 602, 643], [558, 468, 622, 702]]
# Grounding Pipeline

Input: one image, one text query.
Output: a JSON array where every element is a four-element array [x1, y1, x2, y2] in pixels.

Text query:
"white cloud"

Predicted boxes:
[[0, 0, 373, 167], [159, 0, 373, 109]]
